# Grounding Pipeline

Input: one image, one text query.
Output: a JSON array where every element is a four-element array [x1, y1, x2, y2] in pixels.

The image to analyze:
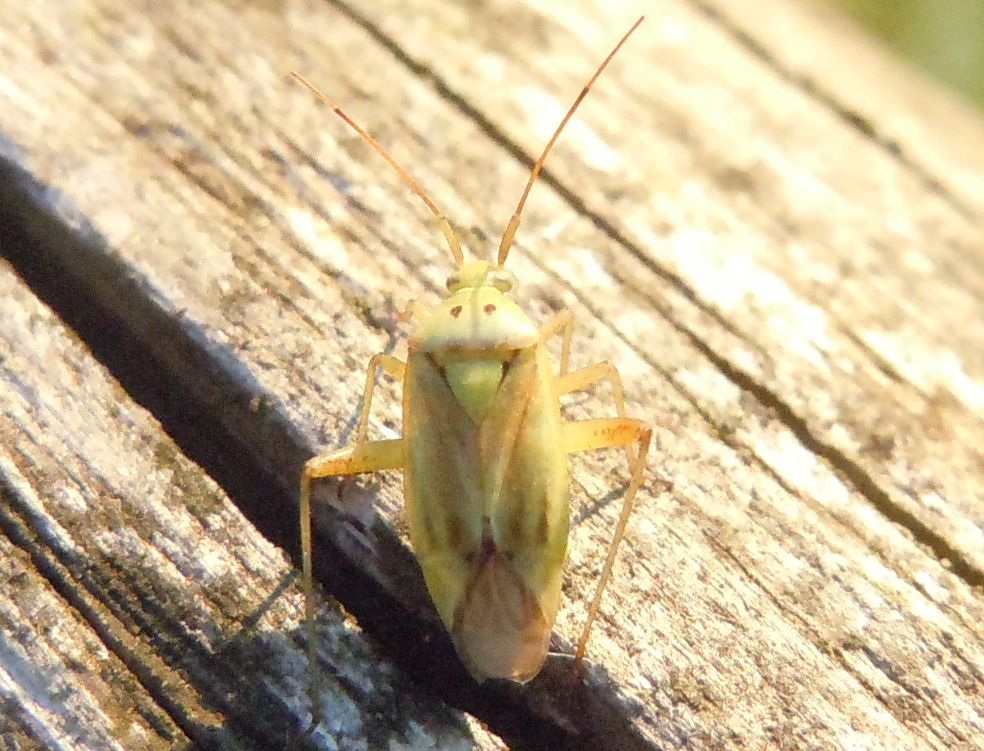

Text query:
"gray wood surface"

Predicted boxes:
[[0, 262, 502, 749], [0, 0, 981, 749]]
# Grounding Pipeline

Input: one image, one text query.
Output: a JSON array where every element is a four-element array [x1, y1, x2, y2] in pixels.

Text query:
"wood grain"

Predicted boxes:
[[0, 0, 981, 748], [0, 261, 501, 748]]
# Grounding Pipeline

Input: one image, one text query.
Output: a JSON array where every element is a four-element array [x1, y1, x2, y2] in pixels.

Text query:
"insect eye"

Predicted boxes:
[[489, 270, 513, 292], [446, 273, 462, 291]]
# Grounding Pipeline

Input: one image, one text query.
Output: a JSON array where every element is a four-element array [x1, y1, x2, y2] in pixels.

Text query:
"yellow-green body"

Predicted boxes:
[[403, 262, 569, 681]]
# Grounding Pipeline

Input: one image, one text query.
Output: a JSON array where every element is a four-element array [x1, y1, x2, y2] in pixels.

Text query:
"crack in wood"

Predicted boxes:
[[0, 156, 642, 751], [688, 0, 976, 221]]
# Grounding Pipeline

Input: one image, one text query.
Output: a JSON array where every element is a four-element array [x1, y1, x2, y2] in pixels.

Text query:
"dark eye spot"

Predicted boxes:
[[484, 304, 496, 315], [450, 305, 462, 318]]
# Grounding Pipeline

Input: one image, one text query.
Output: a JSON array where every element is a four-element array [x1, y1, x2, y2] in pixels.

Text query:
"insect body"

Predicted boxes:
[[296, 16, 650, 695], [405, 260, 570, 680]]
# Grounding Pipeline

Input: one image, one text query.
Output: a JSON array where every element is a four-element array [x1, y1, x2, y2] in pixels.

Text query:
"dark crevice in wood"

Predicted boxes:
[[0, 706, 44, 751], [323, 0, 984, 592], [0, 208, 350, 751], [533, 255, 984, 592], [2, 486, 332, 751], [679, 326, 984, 589], [325, 0, 764, 353], [553, 256, 984, 691], [703, 392, 984, 644], [684, 336, 984, 594], [688, 0, 976, 221], [0, 156, 651, 751]]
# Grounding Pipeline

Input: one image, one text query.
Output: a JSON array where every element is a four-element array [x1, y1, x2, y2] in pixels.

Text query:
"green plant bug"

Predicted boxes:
[[295, 14, 650, 707]]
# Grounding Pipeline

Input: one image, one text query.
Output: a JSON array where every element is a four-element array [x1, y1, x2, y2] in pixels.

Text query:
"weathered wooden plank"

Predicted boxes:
[[0, 530, 179, 751], [0, 262, 502, 749], [700, 0, 984, 214], [340, 0, 984, 575], [0, 1, 981, 749]]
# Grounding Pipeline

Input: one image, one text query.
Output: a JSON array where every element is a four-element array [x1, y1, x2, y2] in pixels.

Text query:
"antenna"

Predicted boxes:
[[292, 72, 465, 268], [497, 16, 644, 267]]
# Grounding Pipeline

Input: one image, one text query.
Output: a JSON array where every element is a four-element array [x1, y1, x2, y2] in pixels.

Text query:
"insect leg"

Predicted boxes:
[[561, 360, 637, 472], [300, 351, 404, 728], [541, 309, 626, 413], [541, 311, 630, 437], [557, 361, 624, 403], [561, 416, 652, 670], [300, 438, 404, 726], [539, 309, 574, 376], [546, 317, 646, 656], [556, 344, 638, 471], [353, 353, 405, 444]]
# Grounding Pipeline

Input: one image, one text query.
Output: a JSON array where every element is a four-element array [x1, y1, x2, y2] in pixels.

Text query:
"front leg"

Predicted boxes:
[[301, 440, 405, 728], [539, 308, 575, 376], [301, 350, 405, 728], [353, 353, 406, 445], [545, 309, 634, 466], [542, 311, 628, 438]]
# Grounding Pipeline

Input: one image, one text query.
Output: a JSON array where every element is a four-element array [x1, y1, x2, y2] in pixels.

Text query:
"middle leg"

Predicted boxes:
[[562, 417, 652, 668]]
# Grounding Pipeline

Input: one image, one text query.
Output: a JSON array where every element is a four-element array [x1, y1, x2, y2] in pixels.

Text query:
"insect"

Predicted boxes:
[[295, 15, 650, 701]]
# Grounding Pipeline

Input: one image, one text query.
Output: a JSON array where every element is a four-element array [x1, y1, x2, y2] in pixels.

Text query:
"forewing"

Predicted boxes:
[[481, 346, 569, 624], [403, 352, 485, 626]]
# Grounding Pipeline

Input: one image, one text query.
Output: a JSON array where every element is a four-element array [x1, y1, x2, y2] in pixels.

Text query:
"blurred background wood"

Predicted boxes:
[[0, 1, 981, 749], [831, 0, 984, 108]]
